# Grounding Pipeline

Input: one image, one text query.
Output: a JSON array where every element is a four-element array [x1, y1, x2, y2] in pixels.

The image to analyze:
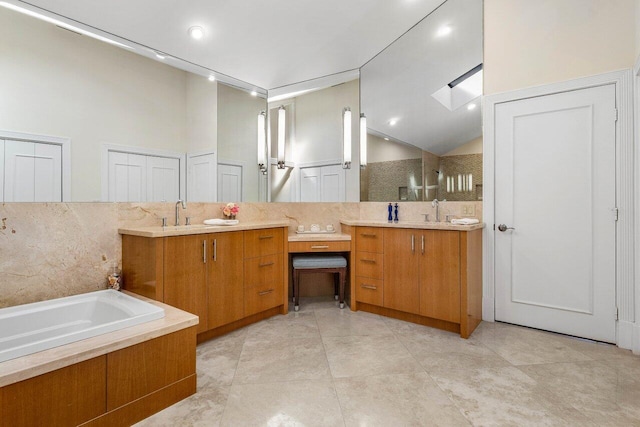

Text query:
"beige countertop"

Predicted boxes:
[[288, 233, 351, 242], [119, 220, 289, 238], [0, 292, 198, 388], [340, 219, 485, 231]]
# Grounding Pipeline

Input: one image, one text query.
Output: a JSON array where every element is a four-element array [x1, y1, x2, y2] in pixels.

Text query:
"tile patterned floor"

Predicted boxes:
[[136, 296, 640, 426]]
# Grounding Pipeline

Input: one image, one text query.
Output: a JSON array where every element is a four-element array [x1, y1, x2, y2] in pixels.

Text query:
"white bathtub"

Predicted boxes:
[[0, 290, 165, 363]]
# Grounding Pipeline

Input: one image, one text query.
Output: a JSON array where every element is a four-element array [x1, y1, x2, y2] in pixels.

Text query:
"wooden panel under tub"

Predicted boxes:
[[0, 326, 197, 427]]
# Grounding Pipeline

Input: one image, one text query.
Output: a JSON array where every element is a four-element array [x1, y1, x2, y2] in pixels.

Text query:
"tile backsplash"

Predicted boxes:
[[0, 201, 482, 308]]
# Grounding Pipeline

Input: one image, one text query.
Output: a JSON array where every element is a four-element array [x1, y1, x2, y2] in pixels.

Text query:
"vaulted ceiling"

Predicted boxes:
[[24, 0, 448, 90]]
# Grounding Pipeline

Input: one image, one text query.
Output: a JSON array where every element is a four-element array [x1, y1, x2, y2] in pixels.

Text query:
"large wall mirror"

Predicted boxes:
[[266, 75, 360, 203], [0, 5, 267, 203], [360, 0, 483, 202]]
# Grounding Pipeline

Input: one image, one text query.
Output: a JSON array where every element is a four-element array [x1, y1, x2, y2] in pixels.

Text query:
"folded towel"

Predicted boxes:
[[203, 219, 239, 226], [451, 218, 480, 225]]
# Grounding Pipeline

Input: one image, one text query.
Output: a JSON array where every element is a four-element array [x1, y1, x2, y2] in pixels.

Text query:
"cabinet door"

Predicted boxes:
[[420, 231, 461, 323], [207, 231, 244, 329], [383, 228, 420, 314], [163, 235, 208, 333]]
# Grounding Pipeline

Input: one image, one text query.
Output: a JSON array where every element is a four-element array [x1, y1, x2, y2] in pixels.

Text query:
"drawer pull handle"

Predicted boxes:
[[203, 240, 207, 264], [360, 258, 376, 263], [259, 261, 274, 267], [360, 284, 377, 290], [258, 289, 274, 296], [311, 245, 329, 249], [360, 233, 377, 237], [259, 235, 274, 240]]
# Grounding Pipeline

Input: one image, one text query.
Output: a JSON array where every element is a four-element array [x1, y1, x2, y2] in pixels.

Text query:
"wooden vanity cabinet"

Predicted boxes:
[[420, 230, 461, 323], [351, 225, 482, 338], [163, 235, 208, 334], [122, 226, 287, 341], [354, 227, 385, 307], [207, 231, 244, 330], [383, 228, 420, 315]]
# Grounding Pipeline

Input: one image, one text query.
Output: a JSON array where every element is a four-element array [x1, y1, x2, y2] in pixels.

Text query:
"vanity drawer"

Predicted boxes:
[[288, 240, 351, 253], [355, 227, 384, 253], [244, 228, 284, 258], [355, 252, 383, 279], [244, 284, 284, 316], [355, 277, 384, 306], [244, 254, 283, 290]]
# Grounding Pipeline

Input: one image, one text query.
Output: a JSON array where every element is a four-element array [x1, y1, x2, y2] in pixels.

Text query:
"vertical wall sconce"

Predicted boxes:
[[359, 113, 367, 168], [342, 107, 352, 169], [257, 111, 267, 175], [277, 106, 286, 169]]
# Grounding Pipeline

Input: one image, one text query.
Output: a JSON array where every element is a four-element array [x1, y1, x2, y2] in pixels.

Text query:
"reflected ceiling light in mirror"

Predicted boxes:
[[384, 137, 390, 141], [250, 91, 257, 97], [188, 26, 205, 40], [360, 113, 367, 168], [208, 75, 216, 82], [277, 106, 286, 169], [257, 111, 267, 175], [0, 1, 133, 50], [436, 24, 452, 38], [467, 103, 476, 110], [342, 107, 352, 169]]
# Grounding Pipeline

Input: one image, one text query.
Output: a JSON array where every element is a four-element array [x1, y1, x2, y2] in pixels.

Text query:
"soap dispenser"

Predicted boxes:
[[388, 203, 393, 223], [394, 203, 399, 223]]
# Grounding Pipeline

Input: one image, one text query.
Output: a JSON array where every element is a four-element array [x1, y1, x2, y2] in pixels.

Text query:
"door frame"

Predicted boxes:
[[0, 130, 71, 201], [482, 69, 634, 349]]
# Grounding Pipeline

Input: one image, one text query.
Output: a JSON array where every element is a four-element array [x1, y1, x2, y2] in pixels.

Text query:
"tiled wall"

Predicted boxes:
[[0, 201, 482, 308]]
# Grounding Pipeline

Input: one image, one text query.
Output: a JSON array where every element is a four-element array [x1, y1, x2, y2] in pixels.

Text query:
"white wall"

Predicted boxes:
[[368, 133, 422, 163], [187, 75, 218, 153], [484, 0, 636, 95], [442, 136, 482, 157], [217, 84, 265, 201], [0, 9, 190, 201]]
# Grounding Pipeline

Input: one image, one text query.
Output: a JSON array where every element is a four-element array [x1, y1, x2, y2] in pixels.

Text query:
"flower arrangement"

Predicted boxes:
[[222, 202, 239, 219]]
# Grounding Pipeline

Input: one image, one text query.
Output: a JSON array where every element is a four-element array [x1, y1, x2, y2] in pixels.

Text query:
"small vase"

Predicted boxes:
[[224, 214, 236, 220]]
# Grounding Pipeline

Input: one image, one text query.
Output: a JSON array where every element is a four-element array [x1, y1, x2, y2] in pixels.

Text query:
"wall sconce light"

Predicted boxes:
[[257, 111, 267, 175], [359, 113, 367, 168], [277, 106, 286, 169], [342, 107, 352, 169]]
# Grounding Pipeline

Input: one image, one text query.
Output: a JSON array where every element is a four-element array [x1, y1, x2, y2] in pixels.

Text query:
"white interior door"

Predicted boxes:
[[187, 152, 217, 202], [4, 139, 62, 202], [494, 84, 617, 342], [320, 164, 344, 202], [300, 167, 321, 202], [218, 163, 242, 202], [108, 151, 147, 202], [147, 156, 180, 202]]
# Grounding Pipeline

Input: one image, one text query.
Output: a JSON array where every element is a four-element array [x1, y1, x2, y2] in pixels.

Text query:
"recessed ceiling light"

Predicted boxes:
[[384, 137, 390, 141], [208, 75, 216, 82], [188, 26, 205, 40], [389, 118, 398, 126], [155, 53, 165, 60], [250, 91, 257, 97], [436, 25, 452, 37], [467, 103, 476, 110]]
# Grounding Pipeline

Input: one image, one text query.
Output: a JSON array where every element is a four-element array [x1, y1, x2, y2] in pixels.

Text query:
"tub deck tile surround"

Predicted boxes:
[[0, 292, 198, 388]]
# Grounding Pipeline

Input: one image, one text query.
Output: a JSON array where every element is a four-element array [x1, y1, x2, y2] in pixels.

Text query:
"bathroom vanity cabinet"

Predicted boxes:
[[345, 222, 482, 338], [121, 224, 288, 341]]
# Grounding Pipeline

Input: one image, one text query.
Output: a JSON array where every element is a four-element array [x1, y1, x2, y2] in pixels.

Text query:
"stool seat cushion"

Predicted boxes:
[[292, 255, 347, 269]]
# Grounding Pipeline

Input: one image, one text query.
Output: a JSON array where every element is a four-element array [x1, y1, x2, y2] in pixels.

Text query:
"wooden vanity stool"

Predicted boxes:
[[292, 255, 347, 311]]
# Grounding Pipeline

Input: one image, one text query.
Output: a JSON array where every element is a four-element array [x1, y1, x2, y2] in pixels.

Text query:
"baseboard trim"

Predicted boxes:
[[482, 297, 494, 322], [617, 320, 634, 350]]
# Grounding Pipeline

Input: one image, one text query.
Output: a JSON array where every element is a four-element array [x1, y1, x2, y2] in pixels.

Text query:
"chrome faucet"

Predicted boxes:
[[175, 199, 186, 226], [432, 199, 440, 222]]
